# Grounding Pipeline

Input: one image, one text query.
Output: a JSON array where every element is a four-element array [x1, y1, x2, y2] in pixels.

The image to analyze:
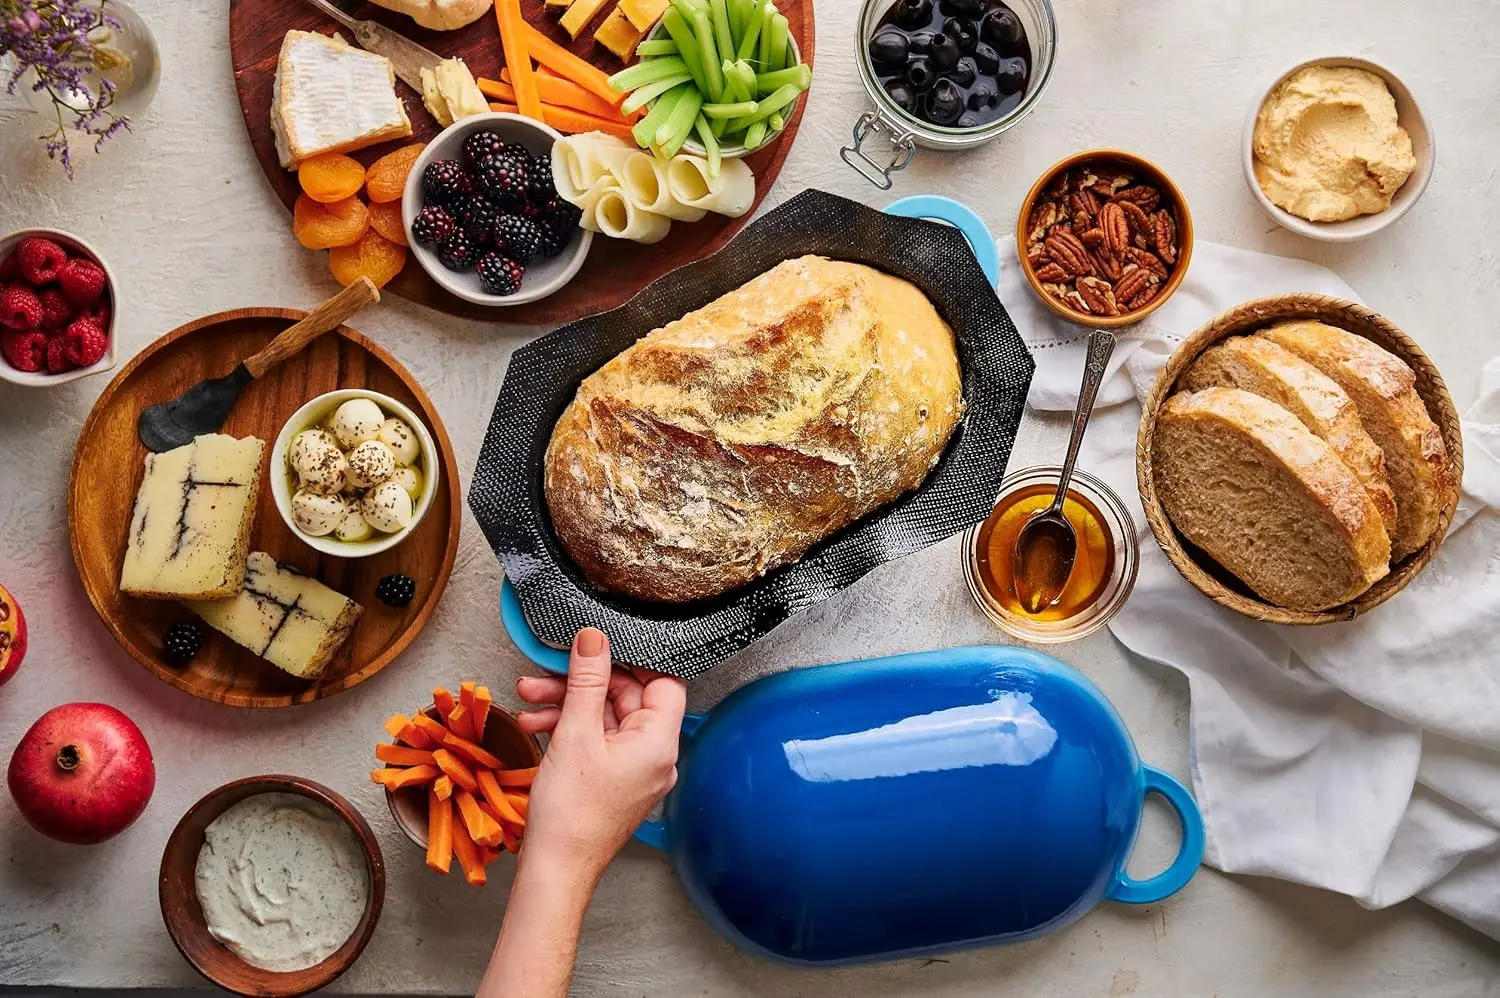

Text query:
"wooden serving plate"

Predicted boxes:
[[228, 0, 815, 325], [69, 308, 462, 708]]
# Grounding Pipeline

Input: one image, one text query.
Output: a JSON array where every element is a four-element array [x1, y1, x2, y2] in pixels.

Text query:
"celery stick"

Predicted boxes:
[[719, 60, 743, 102], [694, 114, 722, 180], [691, 9, 725, 101], [736, 0, 764, 61], [633, 84, 688, 147], [621, 74, 694, 115], [743, 119, 767, 150], [769, 110, 784, 132], [757, 4, 774, 68], [734, 60, 758, 97], [634, 38, 679, 57], [608, 56, 690, 94], [710, 0, 735, 74], [732, 82, 799, 128], [701, 101, 758, 118], [768, 12, 790, 70], [662, 9, 709, 94], [754, 64, 810, 94], [656, 87, 704, 157], [726, 0, 747, 39]]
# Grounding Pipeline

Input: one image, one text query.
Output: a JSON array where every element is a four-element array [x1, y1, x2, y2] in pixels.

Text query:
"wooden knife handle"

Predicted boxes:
[[244, 278, 380, 379]]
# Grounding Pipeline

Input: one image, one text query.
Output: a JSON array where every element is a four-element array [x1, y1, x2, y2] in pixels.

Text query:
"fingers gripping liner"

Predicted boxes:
[[468, 189, 1035, 678]]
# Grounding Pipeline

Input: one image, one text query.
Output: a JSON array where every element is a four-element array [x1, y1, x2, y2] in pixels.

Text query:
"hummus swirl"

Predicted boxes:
[[1252, 66, 1416, 223]]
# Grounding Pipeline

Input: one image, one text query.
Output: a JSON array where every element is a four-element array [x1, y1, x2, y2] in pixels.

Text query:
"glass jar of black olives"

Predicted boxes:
[[842, 0, 1057, 187]]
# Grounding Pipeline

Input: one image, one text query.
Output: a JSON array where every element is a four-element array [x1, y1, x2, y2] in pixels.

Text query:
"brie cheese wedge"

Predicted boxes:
[[120, 434, 265, 600], [270, 30, 412, 170], [366, 0, 493, 31], [419, 58, 489, 127], [186, 552, 363, 680]]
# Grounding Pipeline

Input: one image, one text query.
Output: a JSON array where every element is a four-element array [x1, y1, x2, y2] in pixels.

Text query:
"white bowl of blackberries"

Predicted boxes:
[[402, 113, 593, 306], [862, 0, 1055, 139]]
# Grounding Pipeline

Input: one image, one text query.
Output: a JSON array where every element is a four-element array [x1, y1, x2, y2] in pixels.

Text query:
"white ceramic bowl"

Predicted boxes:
[[1241, 56, 1434, 242], [402, 113, 592, 307], [271, 389, 439, 558], [0, 228, 119, 387]]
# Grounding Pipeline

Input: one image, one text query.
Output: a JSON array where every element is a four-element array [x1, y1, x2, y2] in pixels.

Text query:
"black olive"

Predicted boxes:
[[995, 56, 1027, 94], [946, 56, 977, 87], [892, 0, 932, 29], [903, 56, 936, 91], [869, 29, 910, 74], [939, 0, 987, 16], [967, 78, 999, 110], [941, 17, 978, 54], [928, 31, 962, 71], [907, 29, 935, 55], [925, 78, 964, 124], [884, 79, 917, 113], [979, 7, 1022, 49], [972, 41, 1000, 75]]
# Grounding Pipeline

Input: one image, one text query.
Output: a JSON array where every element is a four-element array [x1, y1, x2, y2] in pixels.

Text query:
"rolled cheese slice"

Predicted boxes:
[[665, 156, 756, 217], [552, 133, 637, 203], [592, 188, 671, 244], [618, 152, 707, 222], [572, 177, 623, 232]]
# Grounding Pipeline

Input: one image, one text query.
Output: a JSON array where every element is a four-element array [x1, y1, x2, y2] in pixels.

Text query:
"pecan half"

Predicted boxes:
[[1033, 262, 1069, 283], [1028, 201, 1060, 244], [1026, 241, 1047, 264], [1076, 276, 1120, 316], [1070, 189, 1102, 218], [1120, 200, 1152, 236], [1152, 210, 1178, 264], [1124, 245, 1169, 279], [1113, 267, 1158, 306], [1127, 281, 1163, 310], [1044, 230, 1094, 277], [1063, 288, 1093, 314], [1098, 202, 1130, 258], [1090, 248, 1123, 282], [1112, 185, 1161, 212], [1080, 228, 1106, 250]]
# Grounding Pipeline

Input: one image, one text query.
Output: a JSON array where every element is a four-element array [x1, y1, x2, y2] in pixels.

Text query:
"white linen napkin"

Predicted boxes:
[[1002, 240, 1500, 938]]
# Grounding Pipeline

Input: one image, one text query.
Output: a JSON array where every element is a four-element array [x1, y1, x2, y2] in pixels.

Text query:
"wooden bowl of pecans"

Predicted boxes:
[[1017, 150, 1193, 329]]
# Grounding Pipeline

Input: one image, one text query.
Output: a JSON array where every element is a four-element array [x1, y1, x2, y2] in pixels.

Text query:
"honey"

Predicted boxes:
[[974, 483, 1115, 622]]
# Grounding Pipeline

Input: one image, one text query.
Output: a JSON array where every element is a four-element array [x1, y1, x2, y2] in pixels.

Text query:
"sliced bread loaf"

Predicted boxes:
[[1259, 321, 1455, 560], [1181, 334, 1398, 541], [1154, 387, 1391, 611]]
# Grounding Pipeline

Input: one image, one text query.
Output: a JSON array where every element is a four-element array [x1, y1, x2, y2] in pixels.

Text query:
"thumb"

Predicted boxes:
[[558, 627, 611, 739]]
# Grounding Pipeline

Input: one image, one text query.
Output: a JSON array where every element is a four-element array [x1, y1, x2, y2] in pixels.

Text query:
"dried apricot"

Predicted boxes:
[[298, 153, 367, 203], [293, 195, 369, 250], [366, 200, 408, 247], [365, 142, 427, 203], [329, 229, 407, 288]]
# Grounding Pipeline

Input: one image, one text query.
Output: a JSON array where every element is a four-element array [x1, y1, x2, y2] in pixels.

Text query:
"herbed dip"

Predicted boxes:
[[194, 792, 369, 973]]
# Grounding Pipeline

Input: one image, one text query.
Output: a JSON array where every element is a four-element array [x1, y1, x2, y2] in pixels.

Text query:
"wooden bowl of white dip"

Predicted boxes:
[[159, 776, 385, 998]]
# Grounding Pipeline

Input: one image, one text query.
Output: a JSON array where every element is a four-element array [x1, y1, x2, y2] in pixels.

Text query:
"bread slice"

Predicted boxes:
[[1154, 388, 1390, 611], [1258, 321, 1455, 560], [1181, 335, 1397, 540]]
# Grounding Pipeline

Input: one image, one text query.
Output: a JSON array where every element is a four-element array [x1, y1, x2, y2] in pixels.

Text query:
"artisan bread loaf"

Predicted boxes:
[[1259, 321, 1455, 560], [1154, 387, 1390, 611], [1181, 334, 1397, 540], [544, 256, 964, 603]]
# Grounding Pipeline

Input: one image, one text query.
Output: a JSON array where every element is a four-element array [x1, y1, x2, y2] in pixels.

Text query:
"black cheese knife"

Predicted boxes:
[[137, 278, 381, 452]]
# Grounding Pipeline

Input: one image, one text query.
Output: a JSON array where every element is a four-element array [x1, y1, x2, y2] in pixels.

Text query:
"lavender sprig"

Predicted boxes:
[[1, 0, 131, 178]]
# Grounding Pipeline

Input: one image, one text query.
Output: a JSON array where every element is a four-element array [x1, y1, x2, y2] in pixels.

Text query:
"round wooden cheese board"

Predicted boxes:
[[228, 0, 815, 325], [69, 308, 462, 708]]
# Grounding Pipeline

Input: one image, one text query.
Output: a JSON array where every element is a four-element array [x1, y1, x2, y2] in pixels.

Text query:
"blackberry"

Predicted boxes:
[[476, 252, 525, 296], [493, 214, 541, 264], [421, 159, 473, 206], [528, 153, 557, 204], [537, 221, 571, 258], [474, 149, 530, 208], [410, 205, 455, 246], [374, 573, 416, 608], [462, 130, 509, 170], [459, 196, 502, 245], [163, 621, 204, 666], [437, 230, 477, 271], [544, 197, 583, 231]]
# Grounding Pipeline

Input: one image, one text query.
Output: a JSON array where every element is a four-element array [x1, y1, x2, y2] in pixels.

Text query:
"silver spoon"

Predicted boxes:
[[1013, 329, 1116, 614]]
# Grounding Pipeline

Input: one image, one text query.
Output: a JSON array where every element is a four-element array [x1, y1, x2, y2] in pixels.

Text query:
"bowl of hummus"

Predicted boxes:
[[1242, 56, 1433, 241]]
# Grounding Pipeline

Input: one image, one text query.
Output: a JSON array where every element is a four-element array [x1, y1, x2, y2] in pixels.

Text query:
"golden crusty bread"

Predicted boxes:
[[1258, 321, 1456, 560], [544, 256, 964, 604], [1181, 334, 1397, 541], [1154, 387, 1390, 611]]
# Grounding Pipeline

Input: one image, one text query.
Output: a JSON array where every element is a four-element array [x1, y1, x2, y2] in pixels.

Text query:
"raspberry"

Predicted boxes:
[[16, 237, 66, 284], [421, 159, 473, 206], [460, 197, 502, 245], [474, 150, 529, 208], [411, 205, 455, 246], [57, 257, 107, 307], [0, 285, 43, 329], [436, 230, 477, 271], [37, 289, 72, 332], [493, 214, 541, 264], [45, 336, 73, 374], [86, 298, 110, 331], [1, 329, 46, 372], [476, 252, 525, 296], [528, 153, 557, 204], [462, 131, 509, 170], [63, 317, 108, 367]]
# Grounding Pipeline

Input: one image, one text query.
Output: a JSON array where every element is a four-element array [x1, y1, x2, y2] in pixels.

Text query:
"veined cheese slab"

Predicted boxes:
[[120, 434, 265, 600], [187, 553, 363, 680], [270, 30, 413, 169]]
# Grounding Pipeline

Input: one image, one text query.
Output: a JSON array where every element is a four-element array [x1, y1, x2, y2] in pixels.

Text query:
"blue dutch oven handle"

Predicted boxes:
[[1107, 766, 1206, 905], [500, 578, 571, 673]]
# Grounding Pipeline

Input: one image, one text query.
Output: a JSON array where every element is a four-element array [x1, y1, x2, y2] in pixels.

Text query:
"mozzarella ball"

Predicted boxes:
[[331, 398, 385, 448], [360, 481, 413, 533], [376, 417, 421, 466], [334, 507, 375, 542], [291, 489, 347, 537], [388, 465, 423, 501], [293, 439, 348, 496], [346, 440, 396, 489]]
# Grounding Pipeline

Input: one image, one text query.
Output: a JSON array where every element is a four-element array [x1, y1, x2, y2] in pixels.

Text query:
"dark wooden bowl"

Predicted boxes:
[[159, 776, 386, 997], [386, 703, 542, 851]]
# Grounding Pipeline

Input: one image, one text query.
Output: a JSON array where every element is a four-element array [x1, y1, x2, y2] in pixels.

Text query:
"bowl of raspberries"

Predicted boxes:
[[403, 113, 591, 306], [0, 229, 116, 386]]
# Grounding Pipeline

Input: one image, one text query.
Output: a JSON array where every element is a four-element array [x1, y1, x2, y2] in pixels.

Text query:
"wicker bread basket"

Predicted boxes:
[[1136, 294, 1464, 624]]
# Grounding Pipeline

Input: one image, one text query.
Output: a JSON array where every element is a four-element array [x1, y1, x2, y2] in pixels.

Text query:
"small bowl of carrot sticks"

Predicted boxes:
[[373, 683, 542, 887]]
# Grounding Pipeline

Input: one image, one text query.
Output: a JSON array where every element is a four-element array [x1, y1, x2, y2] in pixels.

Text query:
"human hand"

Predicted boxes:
[[515, 628, 687, 886]]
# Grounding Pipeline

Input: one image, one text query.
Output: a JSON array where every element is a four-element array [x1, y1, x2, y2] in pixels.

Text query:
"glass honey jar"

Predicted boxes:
[[963, 465, 1138, 642]]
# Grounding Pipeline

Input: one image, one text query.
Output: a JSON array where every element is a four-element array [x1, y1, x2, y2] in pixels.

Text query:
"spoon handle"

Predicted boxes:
[[1052, 329, 1116, 512], [243, 278, 381, 379]]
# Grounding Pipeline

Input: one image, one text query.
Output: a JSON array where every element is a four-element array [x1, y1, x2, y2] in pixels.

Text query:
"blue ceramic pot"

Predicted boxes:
[[634, 646, 1204, 966]]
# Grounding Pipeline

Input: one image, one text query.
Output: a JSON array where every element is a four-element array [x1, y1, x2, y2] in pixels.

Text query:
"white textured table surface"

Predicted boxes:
[[3, 0, 1499, 994]]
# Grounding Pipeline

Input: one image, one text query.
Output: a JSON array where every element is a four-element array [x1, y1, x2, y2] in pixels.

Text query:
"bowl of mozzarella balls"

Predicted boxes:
[[271, 389, 439, 557]]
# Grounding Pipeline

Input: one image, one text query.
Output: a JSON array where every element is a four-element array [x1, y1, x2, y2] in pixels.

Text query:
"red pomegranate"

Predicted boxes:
[[8, 703, 155, 844], [0, 583, 26, 687]]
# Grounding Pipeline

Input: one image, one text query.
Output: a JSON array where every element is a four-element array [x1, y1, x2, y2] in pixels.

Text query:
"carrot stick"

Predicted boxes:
[[426, 791, 453, 874], [385, 714, 436, 749], [479, 843, 503, 866], [433, 748, 481, 792], [371, 764, 439, 790], [434, 774, 454, 801], [459, 681, 477, 714], [476, 769, 527, 825], [447, 704, 473, 740], [452, 816, 488, 886], [411, 713, 450, 744], [456, 787, 503, 847], [504, 791, 529, 818], [432, 688, 457, 726], [501, 822, 522, 854], [523, 22, 626, 108], [489, 102, 637, 140], [495, 766, 538, 788], [376, 744, 436, 767], [383, 714, 409, 739], [440, 729, 504, 770], [496, 69, 637, 121], [497, 0, 545, 119], [473, 687, 493, 743]]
